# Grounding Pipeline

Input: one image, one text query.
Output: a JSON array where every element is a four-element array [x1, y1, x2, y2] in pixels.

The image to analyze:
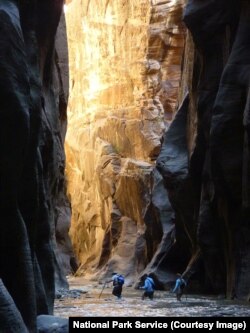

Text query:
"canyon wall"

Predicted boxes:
[[65, 0, 185, 281], [157, 0, 250, 300], [66, 0, 250, 301], [0, 0, 70, 331], [0, 3, 249, 331]]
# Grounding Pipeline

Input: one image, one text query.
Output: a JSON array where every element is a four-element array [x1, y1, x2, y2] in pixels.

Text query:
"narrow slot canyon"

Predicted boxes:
[[0, 0, 250, 331]]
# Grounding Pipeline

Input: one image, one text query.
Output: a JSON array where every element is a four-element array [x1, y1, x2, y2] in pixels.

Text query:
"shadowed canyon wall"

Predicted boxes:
[[0, 0, 71, 331], [64, 0, 186, 281], [157, 0, 250, 300]]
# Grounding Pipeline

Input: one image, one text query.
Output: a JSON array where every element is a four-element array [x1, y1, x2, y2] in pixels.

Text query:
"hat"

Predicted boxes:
[[112, 272, 117, 276]]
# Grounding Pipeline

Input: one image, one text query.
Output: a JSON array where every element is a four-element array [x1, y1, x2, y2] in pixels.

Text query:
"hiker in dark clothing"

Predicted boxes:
[[139, 274, 155, 300], [172, 275, 186, 301], [107, 272, 124, 299]]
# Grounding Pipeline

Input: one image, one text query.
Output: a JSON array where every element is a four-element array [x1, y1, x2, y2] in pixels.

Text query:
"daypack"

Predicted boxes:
[[117, 274, 125, 285]]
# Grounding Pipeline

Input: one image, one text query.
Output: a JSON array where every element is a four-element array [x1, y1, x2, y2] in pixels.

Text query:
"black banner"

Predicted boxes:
[[69, 317, 249, 331]]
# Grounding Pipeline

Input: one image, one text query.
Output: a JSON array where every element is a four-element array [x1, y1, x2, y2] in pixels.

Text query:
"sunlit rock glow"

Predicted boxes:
[[64, 0, 185, 278]]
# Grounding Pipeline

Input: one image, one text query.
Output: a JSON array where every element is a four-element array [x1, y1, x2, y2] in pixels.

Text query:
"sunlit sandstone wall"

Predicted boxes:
[[65, 0, 185, 279]]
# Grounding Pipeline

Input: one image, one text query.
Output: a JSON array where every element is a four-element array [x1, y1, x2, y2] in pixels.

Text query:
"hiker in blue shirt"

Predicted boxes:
[[172, 274, 186, 301], [139, 274, 155, 300], [107, 272, 124, 299]]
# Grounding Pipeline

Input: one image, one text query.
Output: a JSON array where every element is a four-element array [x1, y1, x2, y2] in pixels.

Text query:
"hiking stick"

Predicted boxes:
[[98, 282, 106, 299]]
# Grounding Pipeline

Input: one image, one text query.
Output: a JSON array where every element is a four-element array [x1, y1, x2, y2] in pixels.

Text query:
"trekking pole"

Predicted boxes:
[[98, 282, 106, 299]]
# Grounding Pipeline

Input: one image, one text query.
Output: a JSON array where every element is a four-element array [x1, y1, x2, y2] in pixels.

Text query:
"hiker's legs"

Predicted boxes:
[[148, 292, 154, 300], [113, 285, 122, 298], [176, 292, 181, 301], [143, 291, 154, 300]]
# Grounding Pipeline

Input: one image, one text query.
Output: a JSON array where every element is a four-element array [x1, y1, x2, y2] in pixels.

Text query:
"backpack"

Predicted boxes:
[[117, 274, 125, 285]]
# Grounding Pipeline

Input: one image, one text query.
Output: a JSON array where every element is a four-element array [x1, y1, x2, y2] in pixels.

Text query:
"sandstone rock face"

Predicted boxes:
[[0, 0, 69, 331], [157, 0, 250, 300], [65, 0, 185, 279]]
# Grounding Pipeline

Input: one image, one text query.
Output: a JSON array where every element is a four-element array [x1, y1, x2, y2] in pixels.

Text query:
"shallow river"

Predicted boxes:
[[54, 277, 250, 318]]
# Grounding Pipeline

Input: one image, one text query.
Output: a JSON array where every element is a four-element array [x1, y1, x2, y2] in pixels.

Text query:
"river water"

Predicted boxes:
[[54, 277, 250, 318]]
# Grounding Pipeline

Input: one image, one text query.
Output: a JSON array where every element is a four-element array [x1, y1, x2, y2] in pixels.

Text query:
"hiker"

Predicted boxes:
[[107, 272, 125, 299], [172, 274, 186, 301], [139, 274, 155, 300]]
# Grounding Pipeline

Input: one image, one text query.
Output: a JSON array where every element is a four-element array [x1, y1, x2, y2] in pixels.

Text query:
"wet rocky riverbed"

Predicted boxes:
[[54, 277, 250, 318]]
